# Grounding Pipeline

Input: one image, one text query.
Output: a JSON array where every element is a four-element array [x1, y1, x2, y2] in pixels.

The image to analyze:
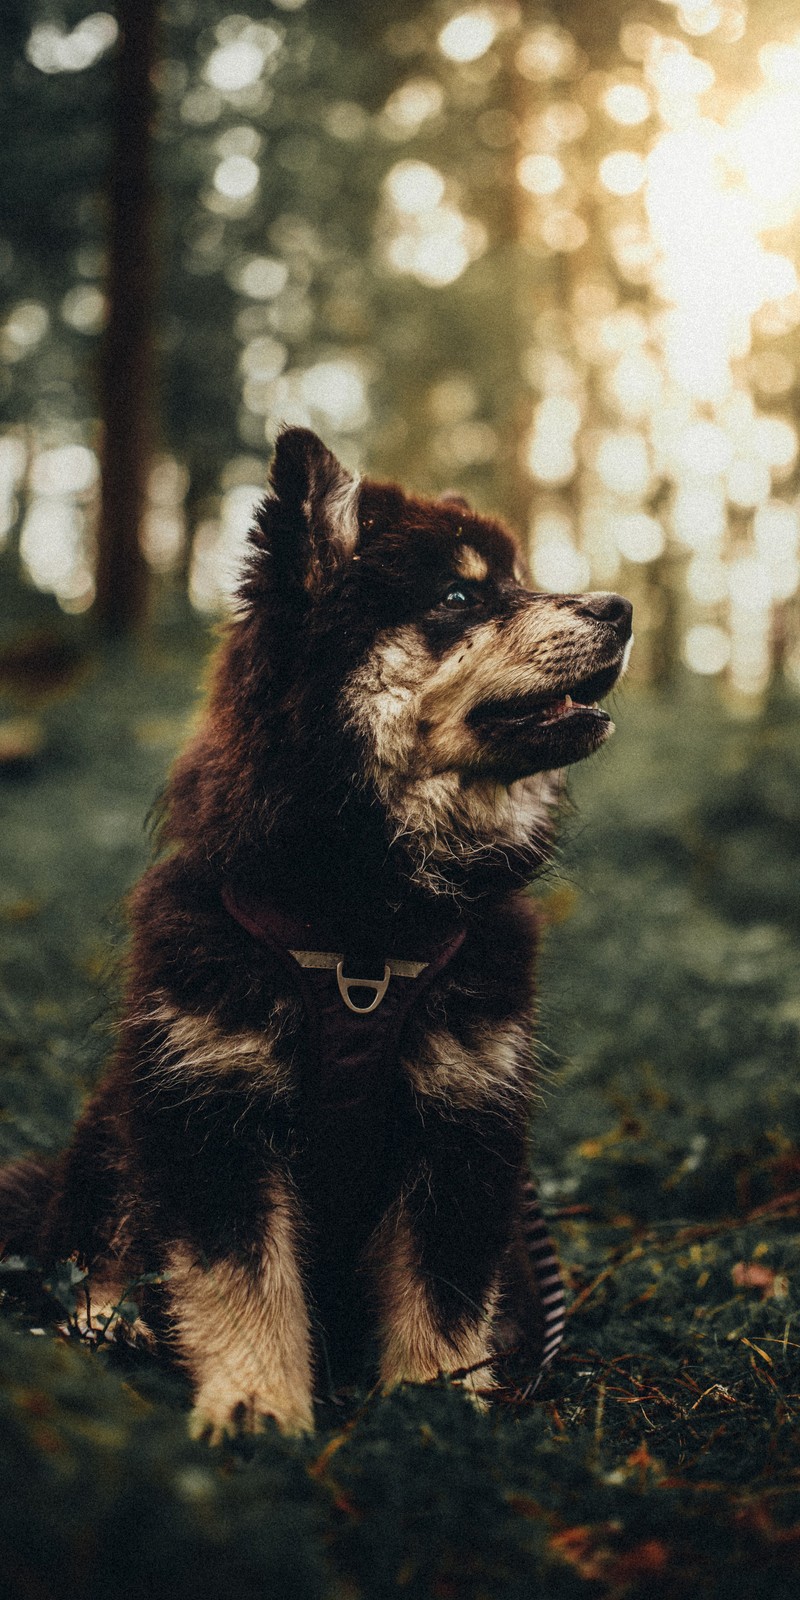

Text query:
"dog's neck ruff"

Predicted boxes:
[[221, 883, 565, 1379]]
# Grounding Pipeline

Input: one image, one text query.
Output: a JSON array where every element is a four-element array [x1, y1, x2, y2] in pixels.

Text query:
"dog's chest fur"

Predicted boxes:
[[125, 856, 537, 1216]]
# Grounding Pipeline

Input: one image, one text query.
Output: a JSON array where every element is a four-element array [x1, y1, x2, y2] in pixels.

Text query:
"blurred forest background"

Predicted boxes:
[[3, 0, 800, 691], [3, 4, 800, 1599]]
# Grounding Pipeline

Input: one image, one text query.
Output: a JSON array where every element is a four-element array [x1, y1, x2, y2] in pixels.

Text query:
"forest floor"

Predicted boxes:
[[1, 604, 800, 1600]]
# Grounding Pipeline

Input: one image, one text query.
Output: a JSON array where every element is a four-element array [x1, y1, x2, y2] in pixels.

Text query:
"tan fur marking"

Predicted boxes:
[[324, 467, 361, 557], [341, 596, 610, 891], [374, 1208, 498, 1401], [454, 545, 489, 582], [302, 464, 361, 586], [344, 603, 608, 783], [142, 995, 297, 1100], [405, 1020, 533, 1115], [384, 769, 561, 896], [168, 1174, 314, 1440], [343, 626, 430, 776], [417, 607, 578, 772]]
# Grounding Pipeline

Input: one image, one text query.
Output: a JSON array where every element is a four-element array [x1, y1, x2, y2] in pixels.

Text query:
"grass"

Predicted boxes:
[[1, 610, 800, 1599]]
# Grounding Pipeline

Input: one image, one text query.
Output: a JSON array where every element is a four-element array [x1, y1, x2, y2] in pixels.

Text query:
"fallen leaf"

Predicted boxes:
[[609, 1539, 670, 1584], [0, 716, 44, 767], [550, 1525, 610, 1581], [732, 1261, 786, 1298]]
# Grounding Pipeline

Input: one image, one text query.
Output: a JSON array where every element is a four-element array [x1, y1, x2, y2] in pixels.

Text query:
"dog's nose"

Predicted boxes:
[[580, 592, 633, 641]]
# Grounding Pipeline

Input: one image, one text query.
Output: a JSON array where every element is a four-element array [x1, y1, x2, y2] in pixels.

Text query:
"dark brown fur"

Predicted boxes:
[[0, 429, 631, 1436]]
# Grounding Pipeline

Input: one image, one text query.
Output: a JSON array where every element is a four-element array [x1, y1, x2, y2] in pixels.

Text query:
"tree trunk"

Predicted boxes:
[[94, 0, 157, 636]]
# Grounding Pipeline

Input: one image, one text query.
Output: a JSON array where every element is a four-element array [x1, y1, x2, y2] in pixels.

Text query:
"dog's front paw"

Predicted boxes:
[[382, 1365, 492, 1411], [381, 1325, 497, 1410], [189, 1378, 314, 1443], [188, 1403, 236, 1448]]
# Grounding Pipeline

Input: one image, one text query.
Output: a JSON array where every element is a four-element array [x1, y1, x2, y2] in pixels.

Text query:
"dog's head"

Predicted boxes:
[[173, 428, 632, 899]]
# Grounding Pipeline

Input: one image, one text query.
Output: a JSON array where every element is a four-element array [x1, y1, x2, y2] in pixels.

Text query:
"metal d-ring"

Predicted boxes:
[[336, 959, 391, 1014]]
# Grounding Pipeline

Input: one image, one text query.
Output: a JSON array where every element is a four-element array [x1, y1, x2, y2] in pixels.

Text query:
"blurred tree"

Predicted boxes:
[[94, 0, 157, 635], [0, 1, 114, 614]]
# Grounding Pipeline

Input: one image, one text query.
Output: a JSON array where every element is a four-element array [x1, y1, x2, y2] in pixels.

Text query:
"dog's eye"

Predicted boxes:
[[440, 583, 481, 610]]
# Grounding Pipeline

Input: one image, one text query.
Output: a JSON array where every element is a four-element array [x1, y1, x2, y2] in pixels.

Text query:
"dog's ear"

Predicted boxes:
[[256, 426, 360, 594]]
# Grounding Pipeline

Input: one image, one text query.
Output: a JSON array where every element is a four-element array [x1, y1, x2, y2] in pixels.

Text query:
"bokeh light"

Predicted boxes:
[[13, 442, 99, 611], [384, 161, 446, 214], [438, 10, 499, 64], [300, 360, 369, 431], [213, 154, 259, 200], [599, 151, 646, 196], [683, 623, 730, 674], [205, 41, 266, 93], [602, 83, 651, 125], [517, 155, 564, 196], [27, 14, 118, 75], [384, 78, 445, 133]]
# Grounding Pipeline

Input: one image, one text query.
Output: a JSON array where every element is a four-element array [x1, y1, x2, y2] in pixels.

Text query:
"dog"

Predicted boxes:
[[0, 427, 632, 1438]]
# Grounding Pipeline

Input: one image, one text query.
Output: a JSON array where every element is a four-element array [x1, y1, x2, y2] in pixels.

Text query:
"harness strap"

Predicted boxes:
[[287, 950, 428, 1014], [289, 951, 427, 978]]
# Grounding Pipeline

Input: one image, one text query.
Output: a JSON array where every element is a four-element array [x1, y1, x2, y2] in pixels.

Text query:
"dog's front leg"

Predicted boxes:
[[371, 1104, 525, 1402], [373, 1198, 500, 1403], [167, 1172, 314, 1440]]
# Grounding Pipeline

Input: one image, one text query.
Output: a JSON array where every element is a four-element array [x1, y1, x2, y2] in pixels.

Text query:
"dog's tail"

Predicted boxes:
[[0, 1156, 54, 1258], [496, 1177, 566, 1387]]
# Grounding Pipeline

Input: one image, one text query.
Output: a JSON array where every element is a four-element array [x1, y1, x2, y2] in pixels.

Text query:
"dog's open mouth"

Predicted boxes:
[[465, 662, 622, 774], [468, 664, 620, 732]]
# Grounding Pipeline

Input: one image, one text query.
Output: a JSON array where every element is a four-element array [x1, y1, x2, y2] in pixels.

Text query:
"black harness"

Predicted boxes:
[[223, 886, 565, 1380]]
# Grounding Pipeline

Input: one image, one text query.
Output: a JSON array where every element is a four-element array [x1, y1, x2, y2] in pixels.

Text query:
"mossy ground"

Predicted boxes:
[[1, 613, 799, 1599]]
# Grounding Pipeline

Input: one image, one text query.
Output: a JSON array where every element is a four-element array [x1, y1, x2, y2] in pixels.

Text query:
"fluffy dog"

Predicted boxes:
[[0, 428, 632, 1438]]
